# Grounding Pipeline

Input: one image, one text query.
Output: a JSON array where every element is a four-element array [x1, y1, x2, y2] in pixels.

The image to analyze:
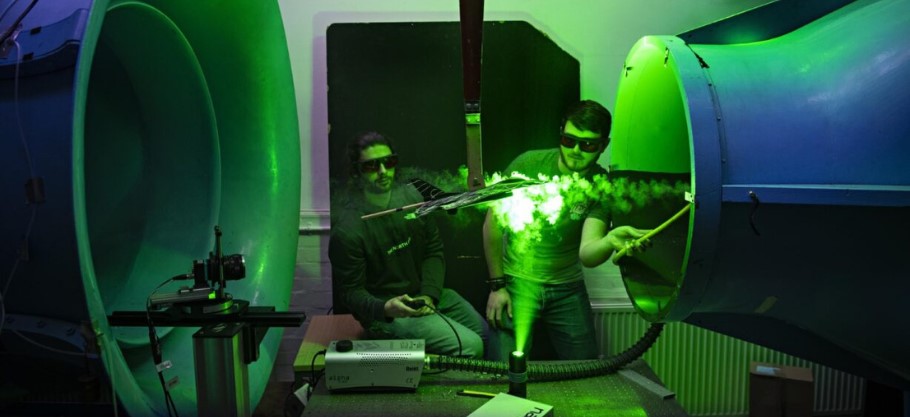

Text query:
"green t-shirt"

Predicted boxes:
[[501, 148, 609, 284]]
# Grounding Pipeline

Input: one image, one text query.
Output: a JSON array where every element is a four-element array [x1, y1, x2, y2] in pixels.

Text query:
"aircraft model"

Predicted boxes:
[[361, 177, 545, 220]]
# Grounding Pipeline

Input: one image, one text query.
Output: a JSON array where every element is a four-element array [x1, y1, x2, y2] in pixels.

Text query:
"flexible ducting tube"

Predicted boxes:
[[428, 323, 664, 382]]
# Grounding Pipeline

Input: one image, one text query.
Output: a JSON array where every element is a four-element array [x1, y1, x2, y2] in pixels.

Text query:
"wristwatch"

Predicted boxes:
[[488, 275, 511, 291]]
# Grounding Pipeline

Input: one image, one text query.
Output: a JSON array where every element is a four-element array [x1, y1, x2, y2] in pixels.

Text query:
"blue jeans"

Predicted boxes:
[[490, 278, 598, 361], [367, 289, 488, 358]]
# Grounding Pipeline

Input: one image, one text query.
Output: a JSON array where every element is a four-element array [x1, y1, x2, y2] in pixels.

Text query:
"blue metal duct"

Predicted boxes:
[[611, 0, 910, 390]]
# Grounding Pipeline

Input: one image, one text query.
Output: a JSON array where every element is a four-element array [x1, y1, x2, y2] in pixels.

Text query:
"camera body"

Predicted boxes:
[[192, 252, 246, 288]]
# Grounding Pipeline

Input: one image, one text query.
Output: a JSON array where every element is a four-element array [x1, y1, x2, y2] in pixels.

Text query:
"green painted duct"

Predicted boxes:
[[0, 0, 300, 415]]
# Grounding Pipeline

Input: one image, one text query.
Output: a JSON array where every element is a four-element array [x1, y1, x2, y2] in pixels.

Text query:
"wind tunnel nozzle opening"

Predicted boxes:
[[610, 0, 910, 390], [0, 1, 300, 416], [610, 35, 694, 322]]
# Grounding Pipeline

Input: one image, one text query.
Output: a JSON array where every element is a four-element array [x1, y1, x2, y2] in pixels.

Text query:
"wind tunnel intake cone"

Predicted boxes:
[[609, 0, 910, 391], [0, 0, 300, 415]]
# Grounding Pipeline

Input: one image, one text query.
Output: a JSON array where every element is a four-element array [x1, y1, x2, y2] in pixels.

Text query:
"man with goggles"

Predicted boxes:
[[483, 100, 647, 361], [329, 132, 487, 358]]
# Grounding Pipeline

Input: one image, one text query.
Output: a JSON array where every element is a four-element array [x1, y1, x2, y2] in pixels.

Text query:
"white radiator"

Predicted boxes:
[[593, 307, 865, 416]]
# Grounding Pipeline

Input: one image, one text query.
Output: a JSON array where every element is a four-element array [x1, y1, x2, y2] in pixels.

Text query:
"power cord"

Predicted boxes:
[[0, 0, 37, 45], [8, 328, 82, 356], [310, 350, 326, 389], [284, 350, 326, 417], [421, 301, 463, 358], [146, 279, 179, 417], [0, 0, 21, 22], [1, 36, 37, 338]]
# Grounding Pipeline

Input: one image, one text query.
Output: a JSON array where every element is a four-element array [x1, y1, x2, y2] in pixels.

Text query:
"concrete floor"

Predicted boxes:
[[252, 239, 334, 417], [253, 379, 296, 417]]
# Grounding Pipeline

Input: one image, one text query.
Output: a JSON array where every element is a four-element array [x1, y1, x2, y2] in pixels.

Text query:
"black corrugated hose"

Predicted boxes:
[[427, 322, 665, 382]]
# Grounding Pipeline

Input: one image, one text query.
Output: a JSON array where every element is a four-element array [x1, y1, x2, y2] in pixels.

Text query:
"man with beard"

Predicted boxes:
[[329, 131, 487, 358], [483, 100, 647, 360]]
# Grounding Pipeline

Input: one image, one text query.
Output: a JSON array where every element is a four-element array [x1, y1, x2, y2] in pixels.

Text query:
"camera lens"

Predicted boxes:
[[222, 254, 246, 280]]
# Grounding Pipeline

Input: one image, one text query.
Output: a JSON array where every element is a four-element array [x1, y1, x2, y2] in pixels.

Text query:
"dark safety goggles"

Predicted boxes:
[[559, 133, 603, 153], [359, 154, 399, 173]]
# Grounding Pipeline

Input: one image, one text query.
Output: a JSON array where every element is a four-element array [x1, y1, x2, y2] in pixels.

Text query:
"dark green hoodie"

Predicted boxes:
[[328, 183, 444, 326]]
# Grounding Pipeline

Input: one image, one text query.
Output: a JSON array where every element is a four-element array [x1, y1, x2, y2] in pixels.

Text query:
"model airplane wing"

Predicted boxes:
[[360, 177, 544, 220], [408, 178, 458, 200], [409, 177, 545, 218]]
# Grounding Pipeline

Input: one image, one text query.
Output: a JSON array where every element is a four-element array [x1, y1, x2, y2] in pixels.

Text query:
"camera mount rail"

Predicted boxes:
[[106, 226, 305, 417]]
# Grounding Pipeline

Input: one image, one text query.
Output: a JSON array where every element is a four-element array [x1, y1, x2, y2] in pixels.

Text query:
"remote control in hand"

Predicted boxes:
[[403, 299, 427, 309]]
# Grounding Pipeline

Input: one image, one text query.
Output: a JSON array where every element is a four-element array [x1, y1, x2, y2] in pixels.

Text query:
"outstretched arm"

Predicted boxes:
[[579, 218, 650, 267]]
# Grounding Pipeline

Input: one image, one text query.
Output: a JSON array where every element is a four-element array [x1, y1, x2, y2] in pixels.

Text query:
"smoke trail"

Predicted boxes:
[[592, 175, 690, 216], [486, 172, 690, 235], [343, 166, 690, 233]]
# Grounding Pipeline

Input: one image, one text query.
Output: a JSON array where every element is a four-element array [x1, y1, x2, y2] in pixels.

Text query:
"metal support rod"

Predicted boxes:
[[459, 0, 485, 190]]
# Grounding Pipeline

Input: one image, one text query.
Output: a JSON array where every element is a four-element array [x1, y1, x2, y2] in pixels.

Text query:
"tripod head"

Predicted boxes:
[[191, 225, 246, 300], [148, 226, 246, 311]]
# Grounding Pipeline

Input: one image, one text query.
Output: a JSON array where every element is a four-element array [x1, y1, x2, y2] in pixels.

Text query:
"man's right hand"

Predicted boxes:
[[485, 289, 512, 329], [384, 295, 429, 318]]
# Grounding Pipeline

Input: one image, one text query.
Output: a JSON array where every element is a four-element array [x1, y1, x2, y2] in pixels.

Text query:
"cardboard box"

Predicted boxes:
[[749, 362, 814, 417]]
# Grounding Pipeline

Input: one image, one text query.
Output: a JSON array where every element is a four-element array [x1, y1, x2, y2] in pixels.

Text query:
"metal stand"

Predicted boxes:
[[108, 300, 305, 417], [194, 322, 250, 417]]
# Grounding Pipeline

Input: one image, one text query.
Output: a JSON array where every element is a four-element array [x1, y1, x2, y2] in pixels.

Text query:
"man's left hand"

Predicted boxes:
[[412, 295, 436, 316], [607, 226, 651, 253]]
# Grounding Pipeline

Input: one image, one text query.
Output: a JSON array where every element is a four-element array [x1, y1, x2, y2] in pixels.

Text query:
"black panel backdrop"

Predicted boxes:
[[326, 21, 580, 318]]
